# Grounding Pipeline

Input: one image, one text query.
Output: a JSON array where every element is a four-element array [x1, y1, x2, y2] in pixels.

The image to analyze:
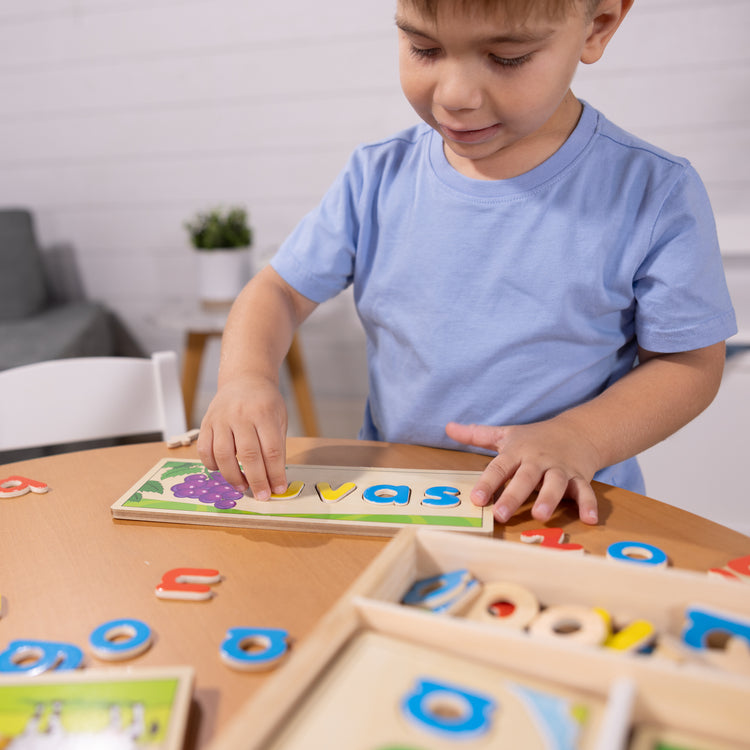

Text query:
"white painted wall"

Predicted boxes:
[[1, 1, 748, 529]]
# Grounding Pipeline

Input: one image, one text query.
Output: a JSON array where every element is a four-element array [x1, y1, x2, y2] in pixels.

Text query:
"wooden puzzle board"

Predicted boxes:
[[0, 666, 193, 750], [264, 629, 605, 749], [110, 459, 493, 535]]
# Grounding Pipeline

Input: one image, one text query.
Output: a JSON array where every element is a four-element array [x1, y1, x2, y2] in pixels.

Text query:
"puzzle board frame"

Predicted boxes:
[[212, 598, 620, 750], [0, 665, 193, 750], [110, 459, 493, 535], [257, 614, 610, 749]]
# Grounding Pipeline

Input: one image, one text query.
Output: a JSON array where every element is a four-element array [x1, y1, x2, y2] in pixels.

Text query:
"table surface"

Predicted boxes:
[[2, 438, 748, 748], [153, 301, 232, 334]]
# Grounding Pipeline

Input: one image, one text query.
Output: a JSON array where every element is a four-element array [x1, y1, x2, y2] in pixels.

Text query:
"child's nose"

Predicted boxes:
[[434, 63, 483, 111]]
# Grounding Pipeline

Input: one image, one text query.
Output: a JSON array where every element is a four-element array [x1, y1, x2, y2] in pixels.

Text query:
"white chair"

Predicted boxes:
[[0, 351, 187, 452]]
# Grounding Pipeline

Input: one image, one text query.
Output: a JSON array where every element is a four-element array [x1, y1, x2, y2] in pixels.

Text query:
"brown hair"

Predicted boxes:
[[399, 0, 601, 23]]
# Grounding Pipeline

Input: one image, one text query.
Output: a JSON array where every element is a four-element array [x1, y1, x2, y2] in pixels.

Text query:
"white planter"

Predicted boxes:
[[194, 248, 252, 307]]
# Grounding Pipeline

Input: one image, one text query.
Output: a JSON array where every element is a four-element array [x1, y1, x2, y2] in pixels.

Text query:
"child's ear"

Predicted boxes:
[[580, 0, 634, 65]]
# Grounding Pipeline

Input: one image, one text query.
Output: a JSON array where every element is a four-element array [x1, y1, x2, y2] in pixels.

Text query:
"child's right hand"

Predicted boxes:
[[197, 375, 289, 501]]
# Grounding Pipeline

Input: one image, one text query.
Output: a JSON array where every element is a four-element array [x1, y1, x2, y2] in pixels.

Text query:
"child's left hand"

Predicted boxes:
[[445, 418, 601, 525]]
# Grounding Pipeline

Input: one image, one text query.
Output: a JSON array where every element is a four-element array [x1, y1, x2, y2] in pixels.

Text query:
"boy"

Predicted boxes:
[[198, 0, 736, 525]]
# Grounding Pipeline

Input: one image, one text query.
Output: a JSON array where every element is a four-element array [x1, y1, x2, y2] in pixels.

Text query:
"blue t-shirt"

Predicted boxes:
[[272, 103, 737, 493]]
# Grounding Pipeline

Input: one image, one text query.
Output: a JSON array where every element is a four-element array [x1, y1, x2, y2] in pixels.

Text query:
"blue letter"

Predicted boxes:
[[362, 484, 411, 506], [0, 639, 83, 674], [401, 677, 495, 739]]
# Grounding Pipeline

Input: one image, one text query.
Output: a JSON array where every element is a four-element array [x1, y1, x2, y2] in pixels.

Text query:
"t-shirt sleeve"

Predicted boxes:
[[633, 164, 737, 352], [270, 151, 364, 304]]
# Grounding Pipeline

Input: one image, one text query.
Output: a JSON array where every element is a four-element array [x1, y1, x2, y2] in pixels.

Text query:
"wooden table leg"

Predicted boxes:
[[183, 331, 210, 427], [285, 334, 319, 437]]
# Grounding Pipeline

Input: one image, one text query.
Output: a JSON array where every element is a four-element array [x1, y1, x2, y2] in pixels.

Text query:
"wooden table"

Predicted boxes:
[[1, 438, 748, 748]]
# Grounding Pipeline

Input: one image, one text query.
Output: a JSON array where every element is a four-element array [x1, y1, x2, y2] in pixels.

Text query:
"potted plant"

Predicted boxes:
[[185, 206, 254, 307]]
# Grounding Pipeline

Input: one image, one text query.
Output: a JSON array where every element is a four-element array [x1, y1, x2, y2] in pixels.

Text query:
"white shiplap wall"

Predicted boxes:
[[1, 1, 749, 526]]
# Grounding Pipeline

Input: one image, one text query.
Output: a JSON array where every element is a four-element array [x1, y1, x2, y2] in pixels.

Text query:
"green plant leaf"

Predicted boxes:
[[185, 206, 253, 249]]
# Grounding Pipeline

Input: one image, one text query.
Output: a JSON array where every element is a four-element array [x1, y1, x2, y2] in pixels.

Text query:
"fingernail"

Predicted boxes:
[[255, 490, 270, 501], [494, 506, 510, 523], [233, 485, 247, 493], [273, 484, 287, 494], [586, 509, 598, 523], [471, 489, 487, 505]]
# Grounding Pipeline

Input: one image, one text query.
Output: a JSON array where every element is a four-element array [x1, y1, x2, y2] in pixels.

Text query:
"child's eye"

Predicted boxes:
[[491, 53, 532, 69], [409, 44, 441, 60]]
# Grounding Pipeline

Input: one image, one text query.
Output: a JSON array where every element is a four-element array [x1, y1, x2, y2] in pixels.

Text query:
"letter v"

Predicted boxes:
[[316, 482, 357, 503]]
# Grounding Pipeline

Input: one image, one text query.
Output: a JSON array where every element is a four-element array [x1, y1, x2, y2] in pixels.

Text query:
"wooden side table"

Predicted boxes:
[[155, 303, 319, 435]]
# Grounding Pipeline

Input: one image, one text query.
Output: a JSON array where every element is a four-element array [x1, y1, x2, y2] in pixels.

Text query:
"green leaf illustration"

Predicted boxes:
[[141, 480, 164, 495], [160, 462, 207, 480]]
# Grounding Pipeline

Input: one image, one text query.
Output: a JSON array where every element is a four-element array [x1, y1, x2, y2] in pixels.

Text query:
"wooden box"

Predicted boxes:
[[210, 529, 750, 749], [345, 528, 750, 660]]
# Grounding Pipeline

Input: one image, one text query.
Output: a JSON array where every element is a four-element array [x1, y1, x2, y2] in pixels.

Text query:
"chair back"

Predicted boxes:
[[0, 208, 49, 321], [0, 351, 187, 452]]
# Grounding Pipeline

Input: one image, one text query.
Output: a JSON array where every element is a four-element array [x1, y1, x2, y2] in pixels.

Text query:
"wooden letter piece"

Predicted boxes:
[[594, 608, 656, 653], [708, 554, 750, 583], [606, 541, 668, 567], [402, 570, 477, 613], [220, 627, 290, 672], [0, 640, 83, 675], [271, 481, 305, 499], [465, 581, 540, 630], [155, 567, 221, 601], [0, 475, 50, 498], [315, 482, 356, 503], [519, 528, 584, 553], [682, 605, 750, 652], [89, 618, 152, 661], [400, 677, 496, 740], [166, 428, 201, 448], [362, 484, 411, 506], [727, 554, 750, 579], [528, 605, 608, 646], [421, 486, 461, 509]]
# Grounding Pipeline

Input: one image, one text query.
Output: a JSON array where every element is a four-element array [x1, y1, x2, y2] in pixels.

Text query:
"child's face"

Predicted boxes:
[[396, 1, 598, 179]]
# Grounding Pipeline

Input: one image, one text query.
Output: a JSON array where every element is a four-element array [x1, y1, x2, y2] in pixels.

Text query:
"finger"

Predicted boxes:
[[210, 428, 249, 492], [196, 424, 218, 471], [235, 427, 273, 500], [470, 454, 518, 520], [256, 421, 288, 496], [569, 478, 599, 525], [469, 454, 516, 507], [446, 422, 505, 452], [235, 403, 288, 500], [530, 468, 568, 523], [492, 464, 542, 523]]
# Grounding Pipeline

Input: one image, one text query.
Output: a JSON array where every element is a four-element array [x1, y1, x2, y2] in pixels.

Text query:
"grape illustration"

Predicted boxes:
[[171, 472, 244, 509]]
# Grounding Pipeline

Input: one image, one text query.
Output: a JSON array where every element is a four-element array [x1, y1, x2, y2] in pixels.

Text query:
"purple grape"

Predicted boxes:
[[214, 498, 237, 510], [171, 471, 243, 509]]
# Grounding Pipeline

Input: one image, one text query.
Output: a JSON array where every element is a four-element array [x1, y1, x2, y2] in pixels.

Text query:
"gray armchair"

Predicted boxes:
[[0, 208, 141, 371]]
